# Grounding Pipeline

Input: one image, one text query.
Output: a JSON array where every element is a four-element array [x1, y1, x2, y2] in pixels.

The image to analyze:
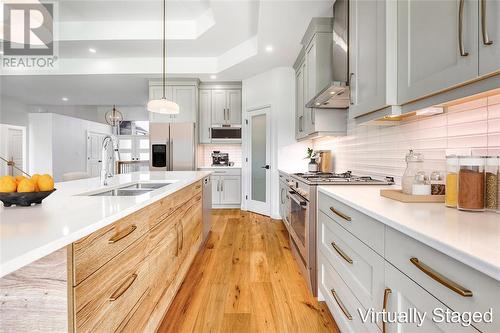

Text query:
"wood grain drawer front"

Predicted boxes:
[[386, 227, 499, 333], [72, 207, 150, 285], [179, 194, 203, 262], [318, 192, 384, 255], [74, 235, 150, 333], [149, 181, 202, 229], [385, 262, 478, 333], [318, 254, 380, 333], [318, 210, 385, 327]]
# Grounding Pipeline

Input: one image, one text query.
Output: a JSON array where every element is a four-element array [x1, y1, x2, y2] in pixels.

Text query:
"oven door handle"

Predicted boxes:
[[289, 191, 307, 208]]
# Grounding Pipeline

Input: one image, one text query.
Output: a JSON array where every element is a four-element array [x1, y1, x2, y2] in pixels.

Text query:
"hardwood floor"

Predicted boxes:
[[158, 209, 340, 333]]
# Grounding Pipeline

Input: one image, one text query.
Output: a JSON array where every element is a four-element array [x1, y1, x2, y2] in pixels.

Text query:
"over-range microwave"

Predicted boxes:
[[210, 126, 241, 143]]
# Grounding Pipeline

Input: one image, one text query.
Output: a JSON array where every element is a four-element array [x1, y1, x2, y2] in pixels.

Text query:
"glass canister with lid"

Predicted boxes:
[[484, 156, 498, 211], [402, 150, 424, 194], [457, 156, 485, 212], [445, 156, 459, 207]]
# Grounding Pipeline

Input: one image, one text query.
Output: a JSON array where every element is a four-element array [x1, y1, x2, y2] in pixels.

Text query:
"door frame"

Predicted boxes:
[[244, 105, 272, 216], [0, 124, 27, 176]]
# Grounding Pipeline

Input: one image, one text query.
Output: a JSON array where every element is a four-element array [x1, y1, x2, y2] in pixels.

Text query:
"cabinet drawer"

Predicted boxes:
[[318, 210, 385, 327], [149, 181, 202, 228], [318, 192, 384, 255], [73, 235, 150, 333], [385, 261, 478, 333], [386, 227, 499, 333], [72, 207, 150, 285], [318, 254, 380, 333], [198, 167, 241, 176]]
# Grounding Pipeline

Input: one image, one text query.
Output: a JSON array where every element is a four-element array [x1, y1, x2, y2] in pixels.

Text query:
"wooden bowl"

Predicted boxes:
[[0, 189, 56, 207]]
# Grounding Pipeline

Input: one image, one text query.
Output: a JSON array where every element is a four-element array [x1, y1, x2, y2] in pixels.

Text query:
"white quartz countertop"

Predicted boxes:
[[0, 171, 211, 278], [318, 185, 500, 281], [198, 166, 241, 169]]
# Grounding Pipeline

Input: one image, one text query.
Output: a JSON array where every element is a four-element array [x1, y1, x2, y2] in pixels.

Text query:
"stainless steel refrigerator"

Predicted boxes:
[[149, 122, 195, 171]]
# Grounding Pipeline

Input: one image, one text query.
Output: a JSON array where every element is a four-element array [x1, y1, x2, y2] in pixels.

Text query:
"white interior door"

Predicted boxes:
[[86, 131, 108, 177], [247, 107, 271, 216], [0, 124, 26, 176]]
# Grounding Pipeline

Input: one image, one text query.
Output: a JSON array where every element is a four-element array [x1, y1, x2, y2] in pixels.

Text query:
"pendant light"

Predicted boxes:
[[147, 0, 179, 114]]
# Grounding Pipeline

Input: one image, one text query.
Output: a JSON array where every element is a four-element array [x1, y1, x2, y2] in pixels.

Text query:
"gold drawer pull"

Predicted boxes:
[[108, 225, 137, 244], [330, 289, 352, 320], [109, 274, 137, 301], [410, 257, 472, 297], [382, 288, 392, 333], [195, 184, 202, 190], [329, 207, 352, 221], [331, 242, 353, 264]]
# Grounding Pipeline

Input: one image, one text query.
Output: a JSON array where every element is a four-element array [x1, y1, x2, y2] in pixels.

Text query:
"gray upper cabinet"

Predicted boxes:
[[211, 90, 227, 125], [148, 80, 198, 123], [350, 0, 499, 122], [479, 0, 500, 76], [294, 18, 347, 141], [198, 82, 242, 144], [199, 90, 212, 144], [397, 0, 479, 105], [227, 90, 242, 125], [349, 0, 387, 119], [211, 89, 241, 126]]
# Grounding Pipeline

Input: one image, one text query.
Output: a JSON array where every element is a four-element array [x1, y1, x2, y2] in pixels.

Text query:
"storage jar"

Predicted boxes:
[[445, 156, 458, 207], [484, 156, 498, 211], [402, 150, 424, 195], [457, 157, 485, 212]]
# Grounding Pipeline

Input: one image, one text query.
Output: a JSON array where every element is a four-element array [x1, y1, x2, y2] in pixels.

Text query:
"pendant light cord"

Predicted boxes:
[[162, 0, 166, 99]]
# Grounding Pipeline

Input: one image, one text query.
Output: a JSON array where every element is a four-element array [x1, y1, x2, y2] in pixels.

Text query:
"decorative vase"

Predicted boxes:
[[308, 158, 319, 172]]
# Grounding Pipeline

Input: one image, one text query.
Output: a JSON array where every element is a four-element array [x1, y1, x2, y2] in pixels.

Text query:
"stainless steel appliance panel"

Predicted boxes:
[[202, 176, 212, 242], [170, 123, 195, 170]]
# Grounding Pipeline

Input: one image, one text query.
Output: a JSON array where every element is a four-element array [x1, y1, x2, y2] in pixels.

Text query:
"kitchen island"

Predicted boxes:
[[0, 171, 211, 332]]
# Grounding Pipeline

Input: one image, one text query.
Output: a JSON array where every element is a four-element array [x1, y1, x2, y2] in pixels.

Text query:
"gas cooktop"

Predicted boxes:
[[292, 171, 394, 185]]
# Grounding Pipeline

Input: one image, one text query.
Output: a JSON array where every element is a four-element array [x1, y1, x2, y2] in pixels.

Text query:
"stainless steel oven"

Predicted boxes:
[[288, 189, 308, 253]]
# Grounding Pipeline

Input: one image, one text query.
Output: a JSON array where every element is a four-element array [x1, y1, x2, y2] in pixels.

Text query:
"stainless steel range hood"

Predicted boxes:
[[306, 0, 349, 109]]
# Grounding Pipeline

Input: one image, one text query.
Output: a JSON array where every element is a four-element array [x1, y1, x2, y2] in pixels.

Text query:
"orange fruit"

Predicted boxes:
[[31, 174, 41, 191], [17, 179, 35, 193], [15, 175, 27, 184], [37, 174, 54, 191], [0, 176, 17, 193]]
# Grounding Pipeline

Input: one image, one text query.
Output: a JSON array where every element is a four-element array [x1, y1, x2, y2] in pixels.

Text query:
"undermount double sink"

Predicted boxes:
[[85, 182, 172, 197]]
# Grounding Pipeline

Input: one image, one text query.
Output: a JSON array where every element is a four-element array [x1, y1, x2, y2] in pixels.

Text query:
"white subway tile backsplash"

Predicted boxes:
[[313, 93, 500, 184], [197, 144, 242, 167]]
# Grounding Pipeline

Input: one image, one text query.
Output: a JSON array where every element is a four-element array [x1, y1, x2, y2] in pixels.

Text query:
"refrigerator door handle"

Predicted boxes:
[[169, 138, 174, 171]]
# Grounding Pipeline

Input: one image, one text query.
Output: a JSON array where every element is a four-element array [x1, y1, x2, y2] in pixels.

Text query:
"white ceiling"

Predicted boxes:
[[1, 0, 333, 106]]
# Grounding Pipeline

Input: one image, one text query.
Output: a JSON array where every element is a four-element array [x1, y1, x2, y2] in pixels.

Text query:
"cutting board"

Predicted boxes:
[[380, 189, 445, 203]]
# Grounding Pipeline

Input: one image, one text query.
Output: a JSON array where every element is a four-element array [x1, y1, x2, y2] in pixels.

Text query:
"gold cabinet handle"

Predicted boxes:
[[459, 0, 469, 56], [382, 288, 392, 333], [331, 242, 353, 264], [109, 274, 137, 301], [410, 257, 472, 297], [330, 289, 352, 320], [329, 207, 352, 221], [108, 225, 137, 244], [175, 223, 179, 257], [481, 0, 493, 45]]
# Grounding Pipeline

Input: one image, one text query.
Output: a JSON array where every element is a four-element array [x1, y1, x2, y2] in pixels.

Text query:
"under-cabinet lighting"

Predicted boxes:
[[416, 106, 444, 116]]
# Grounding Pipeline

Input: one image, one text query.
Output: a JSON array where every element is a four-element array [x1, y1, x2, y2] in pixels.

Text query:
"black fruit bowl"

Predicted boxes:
[[0, 189, 56, 207]]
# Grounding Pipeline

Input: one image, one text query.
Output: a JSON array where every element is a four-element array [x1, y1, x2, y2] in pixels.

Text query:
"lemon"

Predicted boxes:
[[0, 176, 17, 193], [17, 179, 35, 193], [37, 174, 54, 191], [31, 174, 41, 191], [15, 175, 27, 184]]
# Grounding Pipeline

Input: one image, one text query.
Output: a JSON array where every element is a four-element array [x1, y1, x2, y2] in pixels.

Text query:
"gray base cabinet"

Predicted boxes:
[[198, 168, 241, 208], [318, 192, 499, 333]]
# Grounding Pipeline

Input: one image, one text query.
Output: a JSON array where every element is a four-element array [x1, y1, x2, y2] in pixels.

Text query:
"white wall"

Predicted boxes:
[[242, 67, 310, 219], [29, 113, 112, 181]]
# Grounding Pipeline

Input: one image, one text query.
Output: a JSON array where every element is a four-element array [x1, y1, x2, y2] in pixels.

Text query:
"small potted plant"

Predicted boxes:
[[305, 148, 319, 173]]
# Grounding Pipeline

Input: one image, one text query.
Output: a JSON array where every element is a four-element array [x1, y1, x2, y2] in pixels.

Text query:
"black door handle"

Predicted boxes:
[[261, 165, 270, 169]]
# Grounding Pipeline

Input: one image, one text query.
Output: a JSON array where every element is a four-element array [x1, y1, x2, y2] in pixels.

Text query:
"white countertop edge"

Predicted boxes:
[[317, 187, 500, 281], [0, 173, 210, 278]]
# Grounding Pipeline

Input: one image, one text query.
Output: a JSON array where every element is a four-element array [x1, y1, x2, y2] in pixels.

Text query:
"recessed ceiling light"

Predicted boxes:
[[210, 75, 217, 79], [88, 48, 97, 53], [61, 97, 69, 102], [0, 50, 3, 55], [265, 45, 274, 53]]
